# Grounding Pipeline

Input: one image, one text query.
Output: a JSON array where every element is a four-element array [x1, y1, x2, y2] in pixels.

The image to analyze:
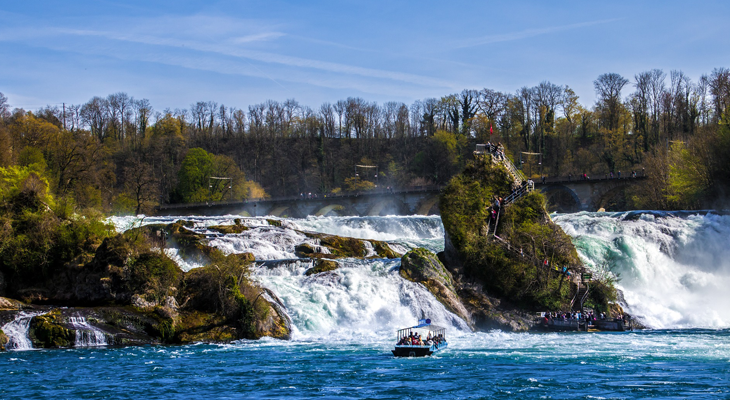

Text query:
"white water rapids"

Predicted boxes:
[[107, 211, 730, 334], [554, 211, 730, 329]]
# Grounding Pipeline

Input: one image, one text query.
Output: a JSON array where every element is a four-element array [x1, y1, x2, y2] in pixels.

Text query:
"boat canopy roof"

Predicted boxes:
[[397, 319, 446, 333]]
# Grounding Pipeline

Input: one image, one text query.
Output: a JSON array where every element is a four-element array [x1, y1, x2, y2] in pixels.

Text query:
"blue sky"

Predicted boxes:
[[1, 0, 728, 111]]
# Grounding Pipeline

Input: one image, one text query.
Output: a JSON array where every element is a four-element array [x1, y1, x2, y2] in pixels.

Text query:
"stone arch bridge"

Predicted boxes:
[[536, 176, 646, 212], [154, 178, 645, 217], [154, 187, 443, 218]]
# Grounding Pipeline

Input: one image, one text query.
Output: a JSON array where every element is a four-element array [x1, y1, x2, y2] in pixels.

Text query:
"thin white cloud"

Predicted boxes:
[[58, 28, 454, 88], [232, 32, 285, 44], [456, 19, 621, 49]]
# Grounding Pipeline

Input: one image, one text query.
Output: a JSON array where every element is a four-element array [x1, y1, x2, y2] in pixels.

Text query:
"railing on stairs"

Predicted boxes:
[[570, 283, 590, 312], [502, 180, 534, 206], [498, 154, 528, 186]]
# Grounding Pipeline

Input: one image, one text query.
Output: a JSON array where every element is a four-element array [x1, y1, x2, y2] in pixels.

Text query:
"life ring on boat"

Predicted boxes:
[[409, 351, 416, 357]]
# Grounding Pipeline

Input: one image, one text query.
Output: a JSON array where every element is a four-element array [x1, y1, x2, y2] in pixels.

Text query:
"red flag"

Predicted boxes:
[[489, 124, 493, 135]]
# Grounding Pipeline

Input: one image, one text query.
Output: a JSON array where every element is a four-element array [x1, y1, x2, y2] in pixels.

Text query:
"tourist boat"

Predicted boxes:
[[392, 318, 447, 357]]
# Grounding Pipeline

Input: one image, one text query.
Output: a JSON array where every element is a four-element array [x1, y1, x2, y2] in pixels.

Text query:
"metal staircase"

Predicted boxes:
[[570, 283, 590, 312]]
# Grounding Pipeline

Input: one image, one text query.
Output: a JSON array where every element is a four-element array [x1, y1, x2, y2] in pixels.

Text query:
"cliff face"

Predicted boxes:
[[399, 248, 472, 327]]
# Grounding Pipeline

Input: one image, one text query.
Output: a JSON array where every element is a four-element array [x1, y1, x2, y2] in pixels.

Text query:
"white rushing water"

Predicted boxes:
[[112, 212, 730, 332], [69, 316, 108, 347], [555, 211, 730, 329], [2, 311, 43, 350], [253, 258, 469, 341], [110, 215, 463, 338]]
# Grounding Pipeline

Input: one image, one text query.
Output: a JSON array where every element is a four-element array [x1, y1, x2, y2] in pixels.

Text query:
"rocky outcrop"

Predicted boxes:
[[0, 329, 8, 351], [296, 232, 399, 259], [455, 282, 535, 332], [209, 219, 249, 234], [304, 259, 340, 276], [29, 310, 75, 348], [399, 248, 472, 328], [437, 155, 618, 332], [0, 221, 290, 348]]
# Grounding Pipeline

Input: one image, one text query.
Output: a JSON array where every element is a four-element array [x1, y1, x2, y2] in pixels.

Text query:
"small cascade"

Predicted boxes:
[[69, 316, 108, 347], [362, 241, 377, 257], [2, 311, 43, 351]]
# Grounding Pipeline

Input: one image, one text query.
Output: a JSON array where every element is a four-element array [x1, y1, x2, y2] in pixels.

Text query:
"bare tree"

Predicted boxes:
[[709, 67, 730, 121], [0, 92, 10, 121], [594, 73, 629, 131]]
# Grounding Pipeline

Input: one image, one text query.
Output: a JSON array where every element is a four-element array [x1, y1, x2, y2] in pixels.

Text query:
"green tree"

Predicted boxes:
[[175, 148, 248, 203]]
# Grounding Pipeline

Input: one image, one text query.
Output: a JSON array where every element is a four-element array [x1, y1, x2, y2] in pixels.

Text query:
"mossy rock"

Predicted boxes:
[[305, 259, 340, 276], [227, 252, 256, 264], [0, 297, 23, 310], [0, 329, 8, 351], [400, 248, 471, 325], [174, 220, 196, 228], [208, 220, 249, 234], [370, 240, 400, 258], [400, 248, 455, 290], [266, 219, 282, 227], [294, 243, 319, 258], [29, 310, 75, 348], [296, 232, 398, 259]]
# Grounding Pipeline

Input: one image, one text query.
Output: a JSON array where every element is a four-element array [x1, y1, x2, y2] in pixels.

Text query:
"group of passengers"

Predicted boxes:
[[397, 331, 445, 346]]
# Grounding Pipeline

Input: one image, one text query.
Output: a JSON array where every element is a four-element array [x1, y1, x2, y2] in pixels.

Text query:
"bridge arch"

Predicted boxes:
[[540, 185, 581, 213], [594, 185, 630, 211], [416, 195, 440, 215], [315, 204, 346, 216], [367, 198, 409, 216], [268, 206, 290, 217]]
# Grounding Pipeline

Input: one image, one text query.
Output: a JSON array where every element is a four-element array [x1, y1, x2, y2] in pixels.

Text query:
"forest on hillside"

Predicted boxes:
[[1, 67, 730, 214]]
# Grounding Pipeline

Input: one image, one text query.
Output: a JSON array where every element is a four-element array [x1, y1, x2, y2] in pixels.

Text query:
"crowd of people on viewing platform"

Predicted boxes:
[[567, 168, 645, 182], [543, 311, 628, 323], [396, 331, 445, 347], [485, 141, 506, 161]]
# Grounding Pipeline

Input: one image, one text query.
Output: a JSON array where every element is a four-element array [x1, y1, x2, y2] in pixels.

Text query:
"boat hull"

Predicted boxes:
[[392, 343, 447, 357]]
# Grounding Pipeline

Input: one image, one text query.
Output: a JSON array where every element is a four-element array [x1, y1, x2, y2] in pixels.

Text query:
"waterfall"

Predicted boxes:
[[252, 258, 469, 340], [69, 316, 108, 347], [555, 211, 730, 329], [2, 311, 43, 351]]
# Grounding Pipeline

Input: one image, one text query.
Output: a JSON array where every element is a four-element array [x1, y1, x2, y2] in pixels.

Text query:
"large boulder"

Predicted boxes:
[[29, 310, 75, 348], [400, 248, 472, 327]]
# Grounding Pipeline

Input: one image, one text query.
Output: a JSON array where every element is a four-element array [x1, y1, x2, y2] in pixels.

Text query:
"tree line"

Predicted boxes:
[[1, 67, 729, 214]]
